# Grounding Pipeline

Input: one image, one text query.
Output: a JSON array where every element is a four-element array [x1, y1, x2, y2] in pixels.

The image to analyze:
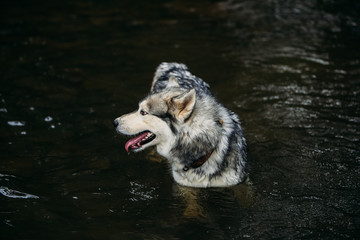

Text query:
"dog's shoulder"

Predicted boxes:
[[150, 62, 211, 94]]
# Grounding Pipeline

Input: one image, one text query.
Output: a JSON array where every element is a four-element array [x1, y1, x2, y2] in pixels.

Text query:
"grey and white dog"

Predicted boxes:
[[113, 63, 247, 187]]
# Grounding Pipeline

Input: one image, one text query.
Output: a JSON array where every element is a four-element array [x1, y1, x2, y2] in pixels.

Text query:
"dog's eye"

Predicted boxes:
[[140, 110, 148, 116]]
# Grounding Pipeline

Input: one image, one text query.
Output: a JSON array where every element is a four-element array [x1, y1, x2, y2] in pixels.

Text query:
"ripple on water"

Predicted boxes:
[[7, 121, 25, 127], [0, 186, 39, 199]]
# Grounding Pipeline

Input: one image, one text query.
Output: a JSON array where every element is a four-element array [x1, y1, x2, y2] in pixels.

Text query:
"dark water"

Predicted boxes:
[[1, 0, 359, 239]]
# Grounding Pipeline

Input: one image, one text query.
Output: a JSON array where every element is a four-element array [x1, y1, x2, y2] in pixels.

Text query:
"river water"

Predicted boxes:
[[1, 0, 359, 239]]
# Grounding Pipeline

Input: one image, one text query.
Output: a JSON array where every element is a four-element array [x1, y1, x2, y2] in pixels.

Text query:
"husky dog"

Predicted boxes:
[[113, 63, 247, 188]]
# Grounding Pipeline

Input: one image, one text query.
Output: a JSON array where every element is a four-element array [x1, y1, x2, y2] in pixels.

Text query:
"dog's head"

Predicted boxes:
[[113, 87, 196, 154]]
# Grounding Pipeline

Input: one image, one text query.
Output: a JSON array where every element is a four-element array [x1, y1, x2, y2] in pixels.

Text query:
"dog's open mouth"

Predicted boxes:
[[125, 131, 156, 152]]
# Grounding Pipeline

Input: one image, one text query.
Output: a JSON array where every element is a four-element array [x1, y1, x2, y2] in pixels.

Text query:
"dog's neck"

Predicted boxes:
[[183, 150, 214, 172]]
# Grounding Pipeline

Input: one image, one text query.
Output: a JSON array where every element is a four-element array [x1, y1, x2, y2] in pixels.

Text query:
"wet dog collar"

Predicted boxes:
[[183, 150, 214, 172]]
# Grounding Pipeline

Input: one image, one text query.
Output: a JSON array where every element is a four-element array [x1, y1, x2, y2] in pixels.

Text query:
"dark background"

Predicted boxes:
[[1, 0, 359, 239]]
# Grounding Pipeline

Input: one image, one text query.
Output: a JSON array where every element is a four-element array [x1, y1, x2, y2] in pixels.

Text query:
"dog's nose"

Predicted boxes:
[[113, 119, 119, 128]]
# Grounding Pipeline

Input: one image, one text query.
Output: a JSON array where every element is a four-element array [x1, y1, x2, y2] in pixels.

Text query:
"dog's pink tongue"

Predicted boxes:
[[125, 132, 149, 152]]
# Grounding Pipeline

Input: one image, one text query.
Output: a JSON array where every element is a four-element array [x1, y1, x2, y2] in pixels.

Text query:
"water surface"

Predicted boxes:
[[1, 0, 359, 239]]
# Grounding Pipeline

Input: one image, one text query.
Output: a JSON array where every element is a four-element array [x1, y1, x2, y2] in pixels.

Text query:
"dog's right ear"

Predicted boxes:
[[168, 89, 196, 122]]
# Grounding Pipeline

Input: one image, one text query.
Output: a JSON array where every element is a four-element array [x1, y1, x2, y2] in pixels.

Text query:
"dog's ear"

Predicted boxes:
[[166, 76, 180, 88], [168, 89, 196, 122]]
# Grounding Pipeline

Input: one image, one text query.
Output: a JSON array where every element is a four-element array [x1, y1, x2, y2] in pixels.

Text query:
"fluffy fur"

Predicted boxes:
[[113, 62, 247, 187]]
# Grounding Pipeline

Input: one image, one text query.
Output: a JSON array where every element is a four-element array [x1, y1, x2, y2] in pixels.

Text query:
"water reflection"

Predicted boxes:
[[7, 121, 25, 127], [0, 186, 39, 199]]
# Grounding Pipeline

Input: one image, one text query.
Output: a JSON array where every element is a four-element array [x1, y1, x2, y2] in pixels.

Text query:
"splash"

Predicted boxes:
[[0, 186, 39, 199]]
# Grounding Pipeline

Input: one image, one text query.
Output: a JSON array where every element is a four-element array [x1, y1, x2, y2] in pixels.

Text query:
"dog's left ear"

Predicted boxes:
[[169, 89, 196, 122]]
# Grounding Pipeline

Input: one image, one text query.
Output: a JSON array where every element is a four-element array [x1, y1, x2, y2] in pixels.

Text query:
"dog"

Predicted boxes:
[[113, 62, 247, 188]]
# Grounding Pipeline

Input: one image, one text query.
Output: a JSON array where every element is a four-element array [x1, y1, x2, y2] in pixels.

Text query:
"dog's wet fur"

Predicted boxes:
[[114, 62, 247, 188]]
